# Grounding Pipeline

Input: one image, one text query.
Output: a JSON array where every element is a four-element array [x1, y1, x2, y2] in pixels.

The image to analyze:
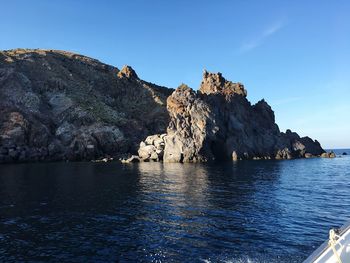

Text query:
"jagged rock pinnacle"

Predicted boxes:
[[117, 65, 138, 79], [199, 70, 247, 97]]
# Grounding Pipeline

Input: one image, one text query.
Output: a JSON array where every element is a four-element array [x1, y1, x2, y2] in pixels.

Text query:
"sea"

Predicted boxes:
[[0, 149, 349, 262]]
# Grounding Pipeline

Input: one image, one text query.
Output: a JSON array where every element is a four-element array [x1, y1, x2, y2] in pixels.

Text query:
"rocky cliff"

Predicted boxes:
[[137, 71, 325, 162], [0, 49, 326, 164], [0, 49, 173, 163]]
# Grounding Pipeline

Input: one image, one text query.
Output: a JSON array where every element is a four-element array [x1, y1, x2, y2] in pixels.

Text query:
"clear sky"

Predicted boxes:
[[1, 0, 349, 148]]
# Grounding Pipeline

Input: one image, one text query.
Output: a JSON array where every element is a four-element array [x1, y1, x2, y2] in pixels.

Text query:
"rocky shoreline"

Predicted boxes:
[[0, 49, 331, 164]]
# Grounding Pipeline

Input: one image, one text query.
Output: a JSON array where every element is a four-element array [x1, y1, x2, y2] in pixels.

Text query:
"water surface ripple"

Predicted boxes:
[[0, 153, 349, 262]]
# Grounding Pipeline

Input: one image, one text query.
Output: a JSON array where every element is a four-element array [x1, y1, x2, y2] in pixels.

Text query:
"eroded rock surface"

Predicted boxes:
[[138, 134, 166, 161], [0, 49, 173, 163], [139, 71, 325, 162]]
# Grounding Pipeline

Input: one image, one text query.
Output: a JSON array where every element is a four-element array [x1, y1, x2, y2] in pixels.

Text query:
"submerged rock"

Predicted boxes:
[[138, 71, 326, 162]]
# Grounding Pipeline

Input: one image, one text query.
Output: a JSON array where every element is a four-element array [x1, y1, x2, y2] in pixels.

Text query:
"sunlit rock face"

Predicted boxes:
[[0, 49, 173, 163], [199, 70, 247, 97], [144, 71, 325, 162]]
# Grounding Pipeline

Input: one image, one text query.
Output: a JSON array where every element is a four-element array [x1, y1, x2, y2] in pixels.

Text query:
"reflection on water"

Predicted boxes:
[[0, 156, 350, 262], [138, 162, 210, 208]]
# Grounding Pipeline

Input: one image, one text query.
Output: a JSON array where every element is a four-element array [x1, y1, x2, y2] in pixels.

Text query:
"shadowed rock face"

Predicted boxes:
[[0, 49, 173, 163], [140, 71, 325, 162]]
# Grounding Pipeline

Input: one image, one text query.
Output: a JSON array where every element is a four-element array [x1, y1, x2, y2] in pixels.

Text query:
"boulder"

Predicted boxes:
[[138, 145, 156, 160], [321, 151, 336, 158], [137, 134, 166, 161]]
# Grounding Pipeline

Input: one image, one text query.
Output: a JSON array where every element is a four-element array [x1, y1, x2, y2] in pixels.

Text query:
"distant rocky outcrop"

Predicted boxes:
[[0, 49, 327, 164], [137, 71, 325, 162], [0, 49, 173, 163]]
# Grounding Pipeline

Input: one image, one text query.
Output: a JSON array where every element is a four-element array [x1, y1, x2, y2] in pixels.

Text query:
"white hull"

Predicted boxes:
[[304, 222, 350, 263]]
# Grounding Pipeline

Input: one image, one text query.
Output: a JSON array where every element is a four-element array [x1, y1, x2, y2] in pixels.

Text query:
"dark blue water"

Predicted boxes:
[[0, 150, 350, 262]]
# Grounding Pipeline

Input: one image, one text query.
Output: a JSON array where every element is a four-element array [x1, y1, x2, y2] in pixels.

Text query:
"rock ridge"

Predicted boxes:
[[0, 49, 173, 163]]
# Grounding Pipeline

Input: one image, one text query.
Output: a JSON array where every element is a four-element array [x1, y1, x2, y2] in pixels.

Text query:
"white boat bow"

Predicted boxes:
[[304, 221, 350, 263]]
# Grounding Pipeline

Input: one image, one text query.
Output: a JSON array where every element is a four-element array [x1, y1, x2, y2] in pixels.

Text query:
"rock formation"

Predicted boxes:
[[138, 71, 325, 162], [0, 49, 173, 163], [321, 152, 336, 158], [138, 134, 166, 161], [0, 49, 326, 164]]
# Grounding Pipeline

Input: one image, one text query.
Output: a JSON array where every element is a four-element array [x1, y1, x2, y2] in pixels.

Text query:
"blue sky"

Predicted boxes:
[[1, 0, 349, 148]]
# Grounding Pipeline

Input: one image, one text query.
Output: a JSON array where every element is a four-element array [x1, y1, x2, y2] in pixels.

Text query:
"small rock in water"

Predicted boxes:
[[321, 151, 336, 158], [120, 155, 140, 163], [92, 157, 114, 163]]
